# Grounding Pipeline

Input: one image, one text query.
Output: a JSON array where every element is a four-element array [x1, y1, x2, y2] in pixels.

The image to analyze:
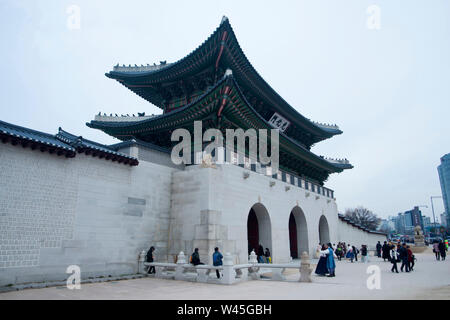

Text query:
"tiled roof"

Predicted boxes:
[[338, 214, 387, 236], [56, 128, 139, 165], [0, 120, 76, 157], [0, 119, 138, 166]]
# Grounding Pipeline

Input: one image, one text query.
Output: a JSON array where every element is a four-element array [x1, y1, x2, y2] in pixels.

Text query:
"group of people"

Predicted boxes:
[[333, 242, 370, 263], [146, 238, 448, 280], [432, 240, 447, 261], [254, 244, 272, 263], [145, 246, 224, 279], [379, 241, 416, 273], [387, 243, 415, 273], [315, 243, 336, 277]]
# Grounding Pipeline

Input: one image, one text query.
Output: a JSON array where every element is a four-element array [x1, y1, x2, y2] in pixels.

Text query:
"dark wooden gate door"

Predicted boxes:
[[289, 213, 298, 259], [247, 209, 259, 254]]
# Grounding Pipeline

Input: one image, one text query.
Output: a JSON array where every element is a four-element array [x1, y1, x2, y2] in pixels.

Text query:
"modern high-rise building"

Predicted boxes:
[[394, 207, 424, 234], [438, 153, 450, 215]]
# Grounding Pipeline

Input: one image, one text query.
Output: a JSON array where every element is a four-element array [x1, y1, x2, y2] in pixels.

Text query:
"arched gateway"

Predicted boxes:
[[289, 206, 309, 259], [247, 203, 272, 256]]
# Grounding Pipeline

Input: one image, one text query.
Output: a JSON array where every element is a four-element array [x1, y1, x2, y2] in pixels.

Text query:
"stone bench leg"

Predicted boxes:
[[236, 268, 248, 281], [155, 266, 163, 278], [196, 269, 210, 283], [271, 268, 286, 281]]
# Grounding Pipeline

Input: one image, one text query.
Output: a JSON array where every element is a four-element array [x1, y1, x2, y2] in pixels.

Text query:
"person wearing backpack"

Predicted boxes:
[[191, 248, 204, 266], [212, 247, 223, 279]]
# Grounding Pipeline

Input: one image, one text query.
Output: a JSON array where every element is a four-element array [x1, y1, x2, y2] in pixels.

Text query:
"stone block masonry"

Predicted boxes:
[[0, 143, 175, 286]]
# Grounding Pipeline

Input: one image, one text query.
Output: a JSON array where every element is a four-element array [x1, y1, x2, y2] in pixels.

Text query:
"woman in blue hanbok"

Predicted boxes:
[[326, 243, 336, 277], [315, 244, 328, 276]]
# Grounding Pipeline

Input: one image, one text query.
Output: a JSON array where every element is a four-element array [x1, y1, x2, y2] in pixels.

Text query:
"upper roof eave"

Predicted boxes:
[[105, 17, 342, 140], [88, 74, 352, 173]]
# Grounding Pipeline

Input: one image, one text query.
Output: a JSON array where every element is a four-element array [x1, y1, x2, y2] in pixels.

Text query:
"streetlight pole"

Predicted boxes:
[[431, 196, 443, 236]]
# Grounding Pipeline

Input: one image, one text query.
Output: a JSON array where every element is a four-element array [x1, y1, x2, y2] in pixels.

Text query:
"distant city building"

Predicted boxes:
[[438, 153, 450, 215], [423, 216, 432, 229], [394, 207, 424, 234], [441, 213, 448, 228]]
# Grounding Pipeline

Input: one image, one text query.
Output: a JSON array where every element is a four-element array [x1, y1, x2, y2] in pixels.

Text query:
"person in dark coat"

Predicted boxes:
[[438, 240, 446, 261], [382, 241, 390, 262], [191, 248, 204, 266], [406, 246, 414, 271], [352, 245, 359, 262], [315, 244, 328, 276], [399, 243, 409, 272], [264, 248, 271, 263], [257, 244, 265, 263], [146, 246, 155, 274], [376, 241, 382, 258]]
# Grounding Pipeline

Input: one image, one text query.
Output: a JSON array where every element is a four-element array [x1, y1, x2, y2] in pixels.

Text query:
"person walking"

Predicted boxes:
[[146, 246, 155, 274], [361, 245, 368, 263], [336, 244, 343, 261], [346, 244, 355, 263], [353, 245, 359, 262], [406, 246, 414, 271], [191, 248, 204, 266], [438, 240, 446, 261], [433, 241, 440, 261], [376, 241, 382, 258], [326, 243, 337, 277], [399, 243, 409, 272], [391, 245, 399, 273], [342, 242, 347, 257], [212, 247, 223, 279], [382, 241, 390, 262]]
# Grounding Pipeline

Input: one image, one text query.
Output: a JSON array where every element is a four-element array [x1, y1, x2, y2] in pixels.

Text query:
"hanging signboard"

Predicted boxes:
[[268, 112, 290, 132]]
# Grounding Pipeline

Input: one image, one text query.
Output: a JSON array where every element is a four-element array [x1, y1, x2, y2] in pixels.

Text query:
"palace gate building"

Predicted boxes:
[[0, 17, 385, 286]]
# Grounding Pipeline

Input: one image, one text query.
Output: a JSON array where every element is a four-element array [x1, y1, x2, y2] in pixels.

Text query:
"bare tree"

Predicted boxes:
[[344, 207, 381, 231]]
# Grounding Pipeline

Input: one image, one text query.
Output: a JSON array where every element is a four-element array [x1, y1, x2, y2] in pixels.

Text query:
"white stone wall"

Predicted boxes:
[[0, 141, 384, 286], [169, 163, 340, 265], [0, 143, 175, 286], [337, 219, 387, 250]]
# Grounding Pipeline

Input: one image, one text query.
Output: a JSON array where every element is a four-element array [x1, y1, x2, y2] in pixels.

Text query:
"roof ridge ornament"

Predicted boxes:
[[221, 16, 229, 24], [224, 69, 233, 77]]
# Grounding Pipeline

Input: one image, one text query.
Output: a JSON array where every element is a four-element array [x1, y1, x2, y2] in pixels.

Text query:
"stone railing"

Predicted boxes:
[[139, 250, 313, 285]]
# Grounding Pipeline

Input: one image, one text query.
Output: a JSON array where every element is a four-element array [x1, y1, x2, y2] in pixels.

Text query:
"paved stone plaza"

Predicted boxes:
[[1, 251, 448, 300]]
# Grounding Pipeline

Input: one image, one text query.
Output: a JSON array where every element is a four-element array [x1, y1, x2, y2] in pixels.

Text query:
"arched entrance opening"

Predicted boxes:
[[319, 215, 330, 245], [247, 203, 272, 256], [289, 206, 309, 259]]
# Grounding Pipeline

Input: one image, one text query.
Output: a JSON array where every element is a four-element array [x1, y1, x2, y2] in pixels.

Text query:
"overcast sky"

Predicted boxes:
[[1, 0, 448, 221]]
